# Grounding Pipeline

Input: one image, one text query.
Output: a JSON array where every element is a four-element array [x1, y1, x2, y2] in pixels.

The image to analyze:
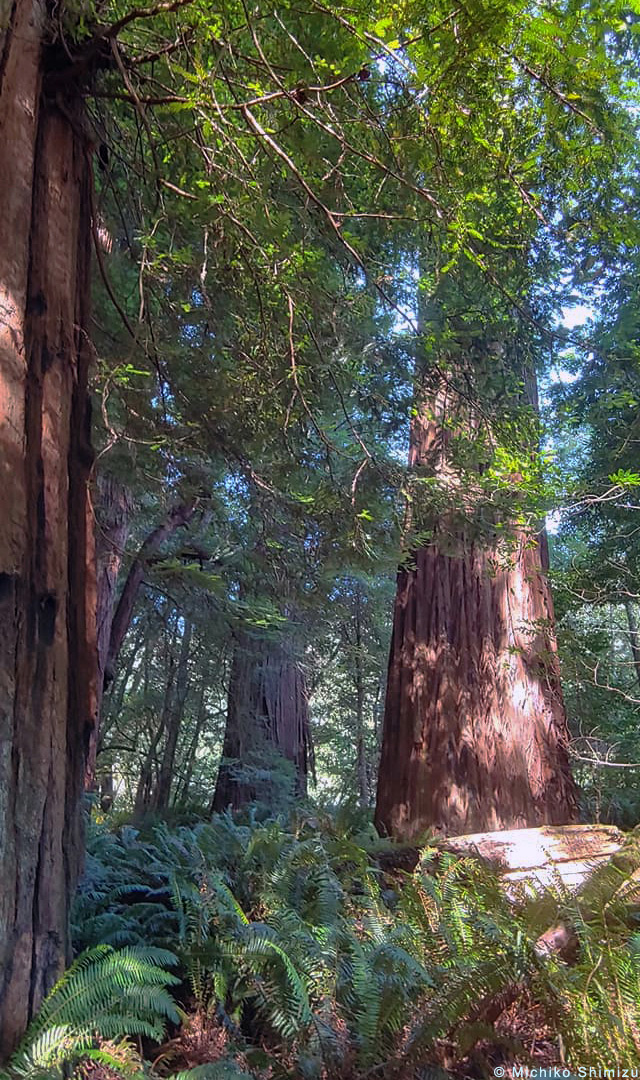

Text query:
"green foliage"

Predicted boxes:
[[1, 946, 180, 1080], [536, 837, 640, 1066], [85, 0, 640, 842], [63, 815, 640, 1076], [548, 267, 640, 825]]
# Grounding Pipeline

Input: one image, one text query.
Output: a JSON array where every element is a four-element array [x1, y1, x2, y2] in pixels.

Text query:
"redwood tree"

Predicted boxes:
[[212, 632, 312, 811], [0, 2, 98, 1053], [375, 353, 579, 841]]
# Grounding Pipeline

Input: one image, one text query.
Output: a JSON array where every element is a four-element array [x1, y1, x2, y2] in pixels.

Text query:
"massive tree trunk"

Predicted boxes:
[[0, 3, 97, 1054], [375, 361, 578, 841], [212, 633, 312, 812]]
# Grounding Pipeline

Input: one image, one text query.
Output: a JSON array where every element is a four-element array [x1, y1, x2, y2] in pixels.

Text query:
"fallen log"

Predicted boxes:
[[429, 824, 627, 1063], [437, 823, 625, 895], [435, 824, 626, 965]]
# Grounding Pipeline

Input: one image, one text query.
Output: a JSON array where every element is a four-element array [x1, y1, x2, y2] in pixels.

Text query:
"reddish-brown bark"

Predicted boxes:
[[375, 366, 578, 841], [0, 1, 97, 1053], [212, 634, 312, 811]]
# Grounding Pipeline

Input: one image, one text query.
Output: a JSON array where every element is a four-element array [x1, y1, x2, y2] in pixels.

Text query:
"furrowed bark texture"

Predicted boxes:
[[375, 365, 578, 841], [213, 634, 311, 811], [0, 2, 97, 1054]]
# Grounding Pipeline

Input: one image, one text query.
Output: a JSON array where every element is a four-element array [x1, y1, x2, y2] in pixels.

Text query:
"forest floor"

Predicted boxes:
[[47, 812, 640, 1080]]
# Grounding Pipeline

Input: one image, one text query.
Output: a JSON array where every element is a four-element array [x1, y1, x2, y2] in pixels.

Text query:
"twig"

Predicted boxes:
[[98, 0, 196, 42]]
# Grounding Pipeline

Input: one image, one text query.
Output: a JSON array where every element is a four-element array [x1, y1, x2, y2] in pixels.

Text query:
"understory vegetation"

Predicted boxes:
[[4, 811, 640, 1080]]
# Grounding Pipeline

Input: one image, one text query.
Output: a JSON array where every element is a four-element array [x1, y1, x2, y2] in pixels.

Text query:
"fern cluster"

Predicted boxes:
[[539, 841, 640, 1066], [1, 945, 179, 1080], [11, 814, 640, 1079]]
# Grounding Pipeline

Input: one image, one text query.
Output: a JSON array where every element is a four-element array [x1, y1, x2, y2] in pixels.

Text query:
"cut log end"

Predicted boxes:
[[436, 823, 625, 894]]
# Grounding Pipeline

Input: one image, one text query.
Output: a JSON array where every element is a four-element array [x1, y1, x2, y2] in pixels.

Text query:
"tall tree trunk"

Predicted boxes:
[[212, 633, 312, 812], [105, 500, 196, 687], [375, 362, 578, 841], [133, 635, 176, 817], [624, 599, 640, 692], [177, 665, 209, 803], [153, 618, 193, 810], [133, 708, 168, 818], [354, 589, 369, 808], [86, 472, 132, 786], [0, 5, 97, 1054], [102, 625, 145, 736]]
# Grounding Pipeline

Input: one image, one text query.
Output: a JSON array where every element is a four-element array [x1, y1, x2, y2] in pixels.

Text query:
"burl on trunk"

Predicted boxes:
[[0, 0, 97, 1055], [375, 361, 578, 841]]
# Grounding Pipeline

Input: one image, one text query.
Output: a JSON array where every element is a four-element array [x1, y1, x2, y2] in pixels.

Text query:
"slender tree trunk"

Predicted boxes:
[[375, 362, 578, 841], [86, 473, 132, 786], [153, 618, 193, 810], [212, 633, 312, 812], [94, 626, 146, 806], [0, 4, 97, 1053], [133, 713, 167, 817], [102, 625, 145, 738], [624, 599, 640, 692], [354, 589, 369, 808], [105, 501, 196, 687], [178, 669, 209, 803], [133, 646, 176, 817]]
